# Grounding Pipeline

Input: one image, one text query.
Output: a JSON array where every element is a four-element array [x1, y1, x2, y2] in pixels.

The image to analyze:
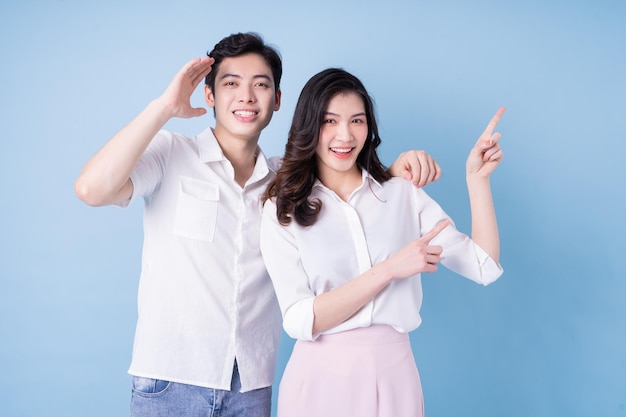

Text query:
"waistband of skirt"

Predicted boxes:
[[306, 325, 409, 346]]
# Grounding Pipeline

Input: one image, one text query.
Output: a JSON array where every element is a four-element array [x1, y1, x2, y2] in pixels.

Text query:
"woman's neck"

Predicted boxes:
[[318, 167, 362, 202]]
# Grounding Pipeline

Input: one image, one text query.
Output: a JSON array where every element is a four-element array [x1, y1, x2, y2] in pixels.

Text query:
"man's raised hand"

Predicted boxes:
[[156, 57, 215, 119], [389, 150, 442, 188]]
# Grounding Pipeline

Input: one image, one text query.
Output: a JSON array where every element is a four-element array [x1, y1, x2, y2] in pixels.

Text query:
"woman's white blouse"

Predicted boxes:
[[260, 171, 503, 341]]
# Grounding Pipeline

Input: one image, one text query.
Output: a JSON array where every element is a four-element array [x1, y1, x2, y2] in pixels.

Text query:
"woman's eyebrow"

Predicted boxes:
[[324, 111, 366, 118]]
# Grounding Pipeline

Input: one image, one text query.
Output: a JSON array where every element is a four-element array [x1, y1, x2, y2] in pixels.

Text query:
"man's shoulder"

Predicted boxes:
[[149, 129, 209, 156], [155, 129, 197, 143]]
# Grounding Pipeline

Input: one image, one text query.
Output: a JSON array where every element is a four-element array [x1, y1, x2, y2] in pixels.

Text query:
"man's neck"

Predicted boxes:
[[212, 127, 259, 187]]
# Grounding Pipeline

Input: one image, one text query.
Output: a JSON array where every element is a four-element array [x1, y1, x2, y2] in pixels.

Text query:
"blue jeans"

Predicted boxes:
[[130, 362, 271, 417]]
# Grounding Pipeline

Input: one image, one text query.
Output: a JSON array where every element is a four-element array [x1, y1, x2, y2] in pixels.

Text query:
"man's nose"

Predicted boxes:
[[238, 85, 255, 103]]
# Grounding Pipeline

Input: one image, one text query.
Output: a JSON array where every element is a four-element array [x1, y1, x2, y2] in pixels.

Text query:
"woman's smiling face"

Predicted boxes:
[[315, 91, 368, 184]]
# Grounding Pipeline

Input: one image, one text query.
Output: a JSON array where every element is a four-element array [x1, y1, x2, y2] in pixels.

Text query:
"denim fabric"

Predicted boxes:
[[130, 362, 271, 417]]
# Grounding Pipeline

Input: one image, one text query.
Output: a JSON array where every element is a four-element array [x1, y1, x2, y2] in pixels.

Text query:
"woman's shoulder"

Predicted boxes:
[[383, 176, 420, 191], [380, 177, 434, 203]]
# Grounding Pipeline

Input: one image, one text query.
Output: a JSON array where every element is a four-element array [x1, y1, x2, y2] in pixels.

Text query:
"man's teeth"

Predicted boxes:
[[235, 111, 256, 116], [331, 148, 351, 154]]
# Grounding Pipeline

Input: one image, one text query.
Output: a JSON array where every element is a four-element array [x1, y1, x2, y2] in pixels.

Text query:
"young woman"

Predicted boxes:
[[260, 68, 505, 417]]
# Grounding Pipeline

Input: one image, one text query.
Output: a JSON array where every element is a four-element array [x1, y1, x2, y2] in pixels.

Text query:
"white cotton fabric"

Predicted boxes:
[[119, 127, 282, 392], [260, 170, 503, 342]]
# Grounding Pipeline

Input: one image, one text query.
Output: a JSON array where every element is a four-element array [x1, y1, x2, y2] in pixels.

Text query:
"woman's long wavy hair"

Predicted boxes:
[[264, 68, 391, 227]]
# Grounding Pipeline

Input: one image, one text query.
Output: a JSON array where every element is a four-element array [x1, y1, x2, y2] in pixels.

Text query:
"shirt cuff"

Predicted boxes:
[[113, 176, 139, 208], [474, 244, 504, 285], [282, 297, 316, 341]]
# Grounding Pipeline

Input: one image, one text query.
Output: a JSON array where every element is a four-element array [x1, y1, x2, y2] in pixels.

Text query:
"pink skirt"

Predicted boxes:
[[277, 325, 424, 417]]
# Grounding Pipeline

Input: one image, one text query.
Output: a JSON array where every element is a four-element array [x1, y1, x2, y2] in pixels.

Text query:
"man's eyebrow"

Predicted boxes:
[[253, 74, 272, 81], [219, 73, 273, 82], [219, 73, 242, 80]]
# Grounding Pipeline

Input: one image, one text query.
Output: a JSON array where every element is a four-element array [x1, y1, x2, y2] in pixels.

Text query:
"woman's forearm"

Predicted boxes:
[[312, 262, 393, 336], [467, 174, 500, 263]]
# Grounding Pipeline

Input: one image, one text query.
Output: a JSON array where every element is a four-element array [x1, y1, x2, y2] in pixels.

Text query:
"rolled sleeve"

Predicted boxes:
[[414, 186, 503, 286], [434, 224, 503, 286], [283, 297, 316, 341], [472, 243, 504, 285], [116, 130, 173, 208]]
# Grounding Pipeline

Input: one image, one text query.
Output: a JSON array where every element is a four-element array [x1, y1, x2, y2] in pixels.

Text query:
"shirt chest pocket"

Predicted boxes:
[[172, 176, 219, 242]]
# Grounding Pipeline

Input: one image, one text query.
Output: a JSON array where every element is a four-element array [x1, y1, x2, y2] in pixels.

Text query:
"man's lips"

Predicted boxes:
[[233, 110, 259, 121]]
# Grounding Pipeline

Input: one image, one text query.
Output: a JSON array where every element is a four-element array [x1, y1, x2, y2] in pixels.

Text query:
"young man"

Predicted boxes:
[[75, 32, 440, 417]]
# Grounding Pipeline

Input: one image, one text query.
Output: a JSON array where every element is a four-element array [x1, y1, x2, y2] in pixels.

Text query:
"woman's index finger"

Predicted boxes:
[[420, 219, 451, 243], [484, 106, 506, 135]]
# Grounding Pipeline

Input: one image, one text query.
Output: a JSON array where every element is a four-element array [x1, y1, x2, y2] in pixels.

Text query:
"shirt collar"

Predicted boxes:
[[313, 168, 383, 191], [363, 169, 384, 189], [196, 127, 271, 183], [250, 148, 271, 183], [197, 127, 227, 163]]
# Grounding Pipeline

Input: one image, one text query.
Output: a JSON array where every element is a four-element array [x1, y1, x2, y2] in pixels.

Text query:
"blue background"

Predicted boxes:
[[1, 1, 624, 416]]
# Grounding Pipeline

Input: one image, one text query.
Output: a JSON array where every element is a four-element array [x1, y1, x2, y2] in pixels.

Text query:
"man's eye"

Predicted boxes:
[[255, 82, 269, 88]]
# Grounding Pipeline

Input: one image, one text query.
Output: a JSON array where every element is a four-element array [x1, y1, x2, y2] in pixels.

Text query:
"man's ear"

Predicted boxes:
[[204, 85, 215, 108], [274, 89, 282, 111]]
